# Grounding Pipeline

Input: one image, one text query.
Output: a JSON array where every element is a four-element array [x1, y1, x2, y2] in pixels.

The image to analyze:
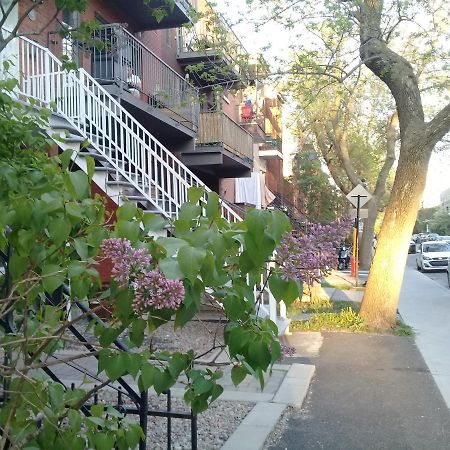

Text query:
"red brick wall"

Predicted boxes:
[[91, 181, 117, 284], [140, 28, 185, 77], [18, 1, 140, 54]]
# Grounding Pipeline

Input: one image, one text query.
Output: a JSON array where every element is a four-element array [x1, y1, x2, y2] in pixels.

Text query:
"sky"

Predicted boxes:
[[214, 0, 450, 208]]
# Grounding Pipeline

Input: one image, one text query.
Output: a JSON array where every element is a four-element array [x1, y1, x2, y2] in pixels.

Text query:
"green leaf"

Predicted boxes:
[[48, 217, 72, 245], [9, 253, 28, 280], [104, 352, 128, 381], [68, 170, 90, 199], [269, 209, 291, 242], [157, 237, 188, 257], [117, 202, 137, 221], [206, 191, 220, 220], [154, 369, 173, 394], [48, 383, 64, 410], [178, 202, 201, 223], [130, 318, 146, 347], [115, 220, 140, 242], [177, 246, 206, 283], [68, 261, 86, 278], [159, 257, 184, 279], [269, 275, 301, 305], [248, 341, 271, 371], [68, 409, 82, 433], [93, 432, 115, 450], [231, 365, 248, 386], [142, 213, 167, 233], [42, 264, 65, 294], [85, 155, 95, 182], [187, 186, 204, 204], [60, 149, 74, 171], [139, 362, 158, 392], [73, 238, 88, 260], [193, 377, 213, 395], [125, 424, 143, 448]]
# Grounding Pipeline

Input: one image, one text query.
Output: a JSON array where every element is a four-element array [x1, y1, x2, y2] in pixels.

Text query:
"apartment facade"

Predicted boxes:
[[2, 0, 289, 330]]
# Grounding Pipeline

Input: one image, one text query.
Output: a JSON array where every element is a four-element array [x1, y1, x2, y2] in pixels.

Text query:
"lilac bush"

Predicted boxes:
[[132, 270, 184, 312], [101, 238, 184, 313], [276, 217, 352, 286]]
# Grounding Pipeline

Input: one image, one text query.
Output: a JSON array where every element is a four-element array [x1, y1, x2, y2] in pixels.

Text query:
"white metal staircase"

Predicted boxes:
[[2, 35, 289, 334], [13, 36, 240, 222]]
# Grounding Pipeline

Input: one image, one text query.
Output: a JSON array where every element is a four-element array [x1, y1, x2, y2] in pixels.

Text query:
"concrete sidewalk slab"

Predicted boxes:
[[222, 403, 287, 450], [399, 267, 450, 410], [272, 364, 315, 406]]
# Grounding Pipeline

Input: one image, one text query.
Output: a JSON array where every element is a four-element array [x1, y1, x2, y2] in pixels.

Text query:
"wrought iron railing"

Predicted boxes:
[[177, 4, 248, 77], [50, 24, 200, 131], [11, 35, 240, 222]]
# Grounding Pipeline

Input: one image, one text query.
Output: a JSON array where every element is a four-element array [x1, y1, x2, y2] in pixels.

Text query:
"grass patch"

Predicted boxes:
[[392, 319, 414, 336], [287, 299, 360, 317], [290, 306, 367, 332], [321, 280, 352, 290], [290, 300, 415, 336]]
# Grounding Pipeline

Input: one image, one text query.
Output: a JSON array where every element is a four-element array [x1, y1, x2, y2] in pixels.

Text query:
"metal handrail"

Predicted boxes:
[[10, 35, 241, 223], [177, 3, 248, 71]]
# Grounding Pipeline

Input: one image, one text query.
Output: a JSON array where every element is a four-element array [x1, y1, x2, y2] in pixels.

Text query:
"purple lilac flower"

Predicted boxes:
[[101, 238, 152, 284], [132, 270, 185, 313], [281, 344, 296, 358], [276, 217, 352, 286]]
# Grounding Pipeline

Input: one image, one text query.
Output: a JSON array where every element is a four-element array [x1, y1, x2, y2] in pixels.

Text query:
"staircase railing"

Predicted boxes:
[[75, 24, 200, 131], [10, 35, 240, 223], [3, 35, 284, 331]]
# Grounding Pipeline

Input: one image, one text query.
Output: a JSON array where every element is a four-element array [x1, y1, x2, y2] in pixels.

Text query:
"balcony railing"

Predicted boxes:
[[177, 5, 248, 80], [50, 24, 200, 131], [198, 112, 253, 162]]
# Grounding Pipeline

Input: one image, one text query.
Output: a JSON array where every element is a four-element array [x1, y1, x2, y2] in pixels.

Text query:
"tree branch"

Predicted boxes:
[[359, 0, 425, 139], [373, 111, 398, 199], [426, 102, 450, 146]]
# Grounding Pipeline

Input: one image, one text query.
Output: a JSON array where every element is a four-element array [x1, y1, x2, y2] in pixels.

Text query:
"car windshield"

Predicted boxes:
[[422, 243, 450, 252]]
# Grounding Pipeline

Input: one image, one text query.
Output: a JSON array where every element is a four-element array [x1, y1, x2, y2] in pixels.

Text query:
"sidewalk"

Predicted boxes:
[[263, 267, 450, 449]]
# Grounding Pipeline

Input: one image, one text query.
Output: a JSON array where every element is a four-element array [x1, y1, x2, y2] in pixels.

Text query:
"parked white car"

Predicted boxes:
[[416, 241, 450, 272]]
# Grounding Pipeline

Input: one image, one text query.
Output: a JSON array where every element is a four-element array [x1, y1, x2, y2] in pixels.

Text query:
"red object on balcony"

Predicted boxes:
[[241, 103, 253, 120]]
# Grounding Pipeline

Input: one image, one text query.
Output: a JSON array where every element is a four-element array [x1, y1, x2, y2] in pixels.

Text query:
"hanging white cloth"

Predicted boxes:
[[235, 172, 262, 209]]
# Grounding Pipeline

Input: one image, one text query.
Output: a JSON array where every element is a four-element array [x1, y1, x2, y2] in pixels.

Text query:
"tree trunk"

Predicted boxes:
[[359, 137, 432, 328], [359, 197, 378, 270]]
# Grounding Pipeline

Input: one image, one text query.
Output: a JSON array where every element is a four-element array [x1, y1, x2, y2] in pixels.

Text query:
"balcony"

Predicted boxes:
[[111, 0, 192, 31], [259, 136, 283, 160], [181, 112, 253, 178], [177, 6, 249, 86], [49, 23, 200, 146]]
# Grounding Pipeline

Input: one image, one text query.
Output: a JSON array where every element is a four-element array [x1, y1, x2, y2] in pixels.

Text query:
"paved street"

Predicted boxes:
[[406, 254, 449, 289], [267, 263, 450, 450]]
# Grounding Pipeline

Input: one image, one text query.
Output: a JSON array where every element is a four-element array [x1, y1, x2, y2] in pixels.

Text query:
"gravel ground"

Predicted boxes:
[[263, 406, 296, 449], [64, 308, 252, 448], [66, 312, 227, 359], [99, 389, 254, 449]]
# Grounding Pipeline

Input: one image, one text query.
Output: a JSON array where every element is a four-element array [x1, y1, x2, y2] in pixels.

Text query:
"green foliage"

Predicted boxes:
[[290, 307, 367, 332], [428, 208, 450, 235], [0, 78, 293, 449], [291, 151, 347, 222]]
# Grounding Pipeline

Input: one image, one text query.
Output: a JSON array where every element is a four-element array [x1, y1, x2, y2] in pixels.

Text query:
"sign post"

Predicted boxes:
[[346, 185, 372, 287]]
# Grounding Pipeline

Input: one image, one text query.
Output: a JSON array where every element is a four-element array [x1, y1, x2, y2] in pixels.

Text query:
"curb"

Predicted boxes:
[[221, 363, 315, 450]]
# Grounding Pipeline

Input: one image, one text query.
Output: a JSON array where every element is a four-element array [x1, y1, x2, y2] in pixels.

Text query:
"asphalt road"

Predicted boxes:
[[406, 254, 449, 290], [270, 333, 450, 450]]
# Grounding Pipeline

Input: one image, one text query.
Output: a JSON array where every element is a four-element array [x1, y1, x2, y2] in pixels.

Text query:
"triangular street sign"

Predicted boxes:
[[346, 184, 372, 208]]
